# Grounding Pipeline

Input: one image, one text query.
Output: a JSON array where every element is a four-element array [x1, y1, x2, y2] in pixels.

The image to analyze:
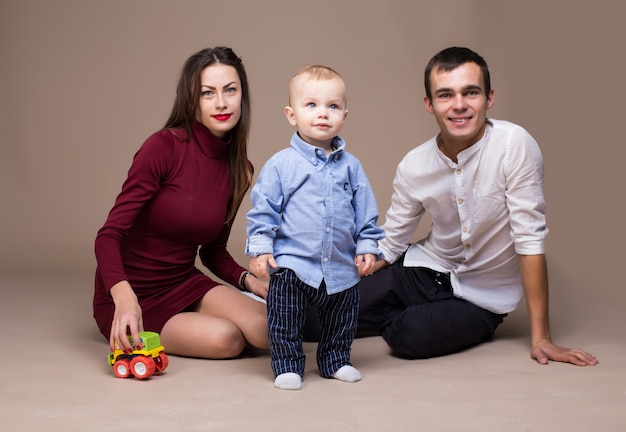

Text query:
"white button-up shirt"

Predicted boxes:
[[380, 119, 548, 314]]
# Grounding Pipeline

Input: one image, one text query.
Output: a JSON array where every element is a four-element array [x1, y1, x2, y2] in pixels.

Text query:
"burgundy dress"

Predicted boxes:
[[93, 121, 246, 338]]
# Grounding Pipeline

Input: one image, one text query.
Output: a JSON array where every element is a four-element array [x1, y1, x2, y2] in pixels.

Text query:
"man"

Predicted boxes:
[[355, 47, 597, 366]]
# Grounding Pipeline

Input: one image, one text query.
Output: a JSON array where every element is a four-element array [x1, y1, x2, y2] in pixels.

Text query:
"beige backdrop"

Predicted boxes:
[[1, 1, 624, 338]]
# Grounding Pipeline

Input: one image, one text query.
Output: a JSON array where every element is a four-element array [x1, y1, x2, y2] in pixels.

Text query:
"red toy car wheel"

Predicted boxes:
[[154, 352, 169, 373], [130, 356, 155, 379], [113, 358, 132, 378]]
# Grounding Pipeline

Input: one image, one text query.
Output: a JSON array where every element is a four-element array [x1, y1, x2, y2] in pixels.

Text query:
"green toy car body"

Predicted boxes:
[[108, 331, 169, 379]]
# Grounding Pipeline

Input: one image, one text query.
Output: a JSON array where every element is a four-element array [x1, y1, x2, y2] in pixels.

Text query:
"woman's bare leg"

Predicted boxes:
[[160, 285, 268, 359]]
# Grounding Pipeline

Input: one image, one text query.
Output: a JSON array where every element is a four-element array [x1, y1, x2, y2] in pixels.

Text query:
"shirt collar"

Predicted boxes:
[[289, 132, 345, 165], [456, 119, 492, 163]]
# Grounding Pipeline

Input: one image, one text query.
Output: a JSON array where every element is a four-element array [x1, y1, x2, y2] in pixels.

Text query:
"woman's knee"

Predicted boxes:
[[211, 324, 247, 358], [161, 317, 246, 359]]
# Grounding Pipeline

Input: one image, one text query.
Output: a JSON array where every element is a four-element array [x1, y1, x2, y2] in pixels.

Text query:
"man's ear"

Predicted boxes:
[[423, 96, 434, 114], [284, 106, 297, 126], [486, 90, 495, 110]]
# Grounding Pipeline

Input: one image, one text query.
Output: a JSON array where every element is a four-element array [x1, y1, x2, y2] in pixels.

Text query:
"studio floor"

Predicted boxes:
[[0, 273, 623, 432]]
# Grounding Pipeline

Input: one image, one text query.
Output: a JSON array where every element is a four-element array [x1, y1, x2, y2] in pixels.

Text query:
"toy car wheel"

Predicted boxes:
[[130, 356, 155, 379], [113, 358, 132, 378], [154, 352, 169, 373]]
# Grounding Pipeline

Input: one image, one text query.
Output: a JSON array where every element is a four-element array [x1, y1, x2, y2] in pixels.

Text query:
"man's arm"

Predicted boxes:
[[519, 254, 598, 366]]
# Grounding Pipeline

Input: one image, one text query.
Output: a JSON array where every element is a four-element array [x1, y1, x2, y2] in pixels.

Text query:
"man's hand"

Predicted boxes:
[[359, 258, 388, 277], [531, 339, 598, 366], [355, 254, 377, 276]]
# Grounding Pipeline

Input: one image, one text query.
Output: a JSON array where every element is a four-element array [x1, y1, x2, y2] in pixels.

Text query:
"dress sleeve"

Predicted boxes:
[[94, 131, 176, 291]]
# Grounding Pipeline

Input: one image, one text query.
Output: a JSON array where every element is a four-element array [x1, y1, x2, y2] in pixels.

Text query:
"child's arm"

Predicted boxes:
[[250, 253, 279, 279], [246, 158, 283, 279], [350, 161, 385, 274]]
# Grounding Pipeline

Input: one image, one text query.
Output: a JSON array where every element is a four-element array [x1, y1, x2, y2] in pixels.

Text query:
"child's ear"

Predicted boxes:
[[284, 106, 297, 126]]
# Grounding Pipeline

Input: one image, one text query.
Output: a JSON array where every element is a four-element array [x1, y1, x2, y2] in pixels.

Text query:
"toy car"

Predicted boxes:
[[108, 331, 169, 379]]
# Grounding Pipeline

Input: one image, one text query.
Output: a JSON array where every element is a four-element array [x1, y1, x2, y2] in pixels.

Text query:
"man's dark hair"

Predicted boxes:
[[424, 47, 491, 101]]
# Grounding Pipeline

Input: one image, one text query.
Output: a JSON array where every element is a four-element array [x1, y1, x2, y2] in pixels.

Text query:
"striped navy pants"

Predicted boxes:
[[268, 268, 359, 378]]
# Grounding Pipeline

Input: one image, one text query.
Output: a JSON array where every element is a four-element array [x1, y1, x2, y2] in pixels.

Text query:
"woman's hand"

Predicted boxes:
[[109, 280, 144, 353], [244, 273, 269, 300]]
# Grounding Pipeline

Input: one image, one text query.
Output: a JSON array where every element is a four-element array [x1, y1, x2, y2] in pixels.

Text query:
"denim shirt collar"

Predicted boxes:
[[289, 132, 345, 166]]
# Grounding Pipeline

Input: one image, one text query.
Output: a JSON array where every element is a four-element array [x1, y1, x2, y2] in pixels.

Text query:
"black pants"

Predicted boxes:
[[303, 261, 506, 359]]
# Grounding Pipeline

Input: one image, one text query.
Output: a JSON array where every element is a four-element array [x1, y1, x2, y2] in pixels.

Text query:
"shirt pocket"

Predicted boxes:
[[334, 179, 357, 232], [472, 184, 505, 224]]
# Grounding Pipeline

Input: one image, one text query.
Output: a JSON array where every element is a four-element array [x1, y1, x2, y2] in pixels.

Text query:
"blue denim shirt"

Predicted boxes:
[[246, 132, 384, 294]]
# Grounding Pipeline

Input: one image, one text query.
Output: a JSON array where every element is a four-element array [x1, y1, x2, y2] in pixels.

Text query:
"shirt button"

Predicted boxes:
[[323, 257, 329, 263], [465, 244, 471, 249], [458, 198, 464, 204], [326, 227, 331, 232], [456, 169, 462, 174], [462, 227, 468, 233]]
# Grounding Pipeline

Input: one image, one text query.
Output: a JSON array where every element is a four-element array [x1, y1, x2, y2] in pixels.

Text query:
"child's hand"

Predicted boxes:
[[249, 254, 278, 279], [355, 253, 377, 276]]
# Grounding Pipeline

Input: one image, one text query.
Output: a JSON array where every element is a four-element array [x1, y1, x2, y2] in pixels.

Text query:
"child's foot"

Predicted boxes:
[[331, 365, 361, 383], [274, 372, 302, 390]]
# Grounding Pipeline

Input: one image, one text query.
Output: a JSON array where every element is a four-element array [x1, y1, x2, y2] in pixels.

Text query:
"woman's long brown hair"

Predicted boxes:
[[163, 46, 252, 224]]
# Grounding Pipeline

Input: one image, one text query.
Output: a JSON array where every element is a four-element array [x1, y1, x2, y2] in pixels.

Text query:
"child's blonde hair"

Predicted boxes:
[[288, 65, 345, 105]]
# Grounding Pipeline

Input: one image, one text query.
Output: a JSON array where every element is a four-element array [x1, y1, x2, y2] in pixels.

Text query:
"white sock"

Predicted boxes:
[[331, 365, 361, 383], [274, 372, 302, 390]]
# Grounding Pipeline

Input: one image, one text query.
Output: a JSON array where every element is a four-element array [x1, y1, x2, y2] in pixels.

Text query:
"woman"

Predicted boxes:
[[94, 47, 268, 359]]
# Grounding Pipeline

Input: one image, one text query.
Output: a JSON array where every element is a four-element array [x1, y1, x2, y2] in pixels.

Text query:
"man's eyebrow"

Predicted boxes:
[[463, 84, 483, 92], [435, 84, 482, 94]]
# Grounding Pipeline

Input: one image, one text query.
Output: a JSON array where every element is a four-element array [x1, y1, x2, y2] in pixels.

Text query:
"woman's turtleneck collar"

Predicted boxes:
[[191, 120, 230, 159]]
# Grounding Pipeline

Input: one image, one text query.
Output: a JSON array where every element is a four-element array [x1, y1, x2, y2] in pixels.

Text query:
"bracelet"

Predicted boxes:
[[239, 271, 255, 291]]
